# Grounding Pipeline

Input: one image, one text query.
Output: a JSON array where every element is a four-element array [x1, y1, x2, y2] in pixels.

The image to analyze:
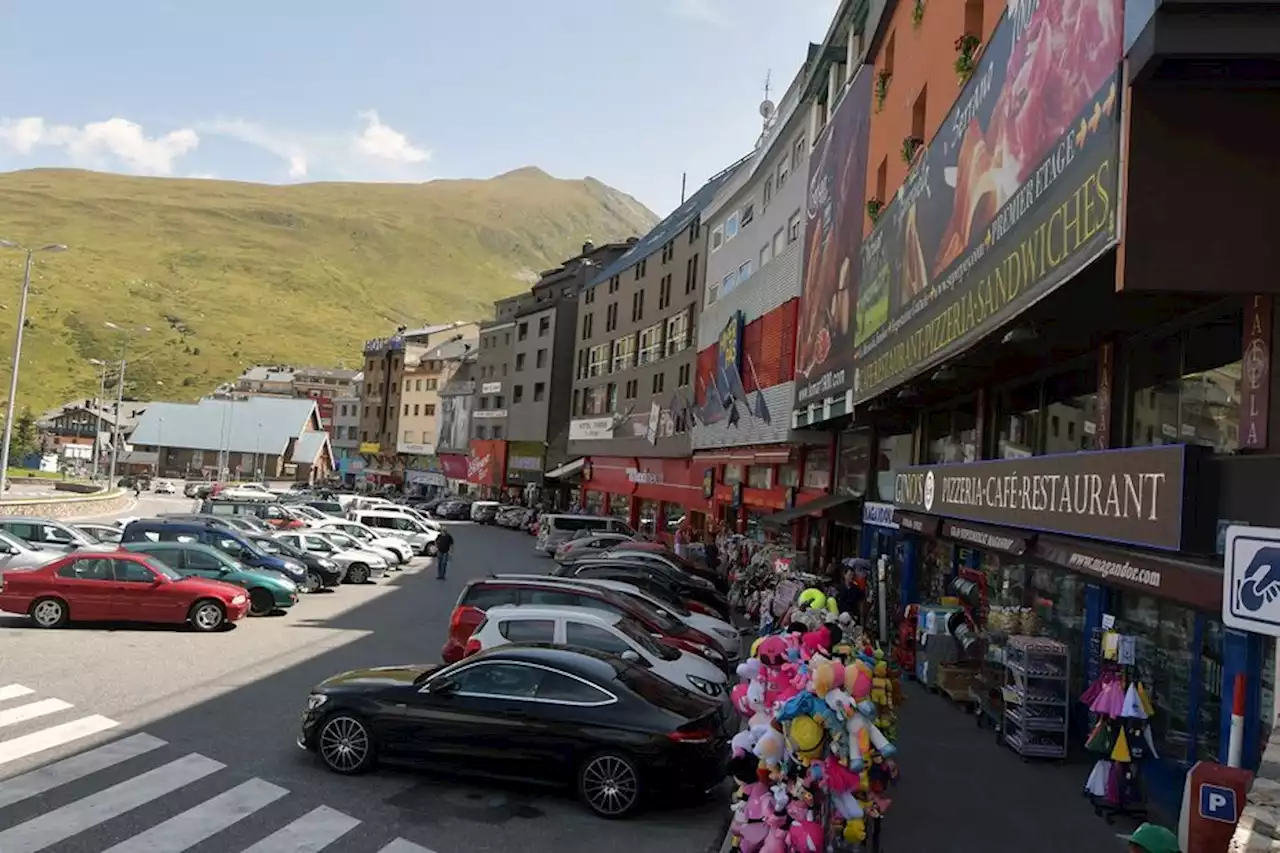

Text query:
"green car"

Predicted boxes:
[[123, 541, 299, 616]]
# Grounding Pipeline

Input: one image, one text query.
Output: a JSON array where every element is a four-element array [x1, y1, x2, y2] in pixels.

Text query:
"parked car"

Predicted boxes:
[[304, 500, 345, 517], [0, 517, 99, 553], [554, 532, 635, 564], [553, 559, 730, 622], [596, 547, 727, 594], [0, 551, 250, 631], [433, 500, 471, 520], [443, 577, 726, 667], [154, 479, 177, 495], [311, 519, 413, 564], [72, 522, 124, 545], [244, 532, 345, 591], [468, 605, 728, 699], [273, 530, 388, 585], [309, 529, 400, 574], [287, 504, 331, 524], [298, 645, 731, 818], [469, 501, 501, 524], [215, 482, 283, 500], [122, 541, 298, 616], [347, 509, 439, 556], [0, 530, 60, 571], [535, 515, 635, 556], [121, 519, 309, 587], [200, 499, 306, 530]]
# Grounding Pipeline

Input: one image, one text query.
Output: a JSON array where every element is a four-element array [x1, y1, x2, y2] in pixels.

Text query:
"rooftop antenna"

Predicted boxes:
[[757, 70, 777, 148], [680, 172, 687, 204]]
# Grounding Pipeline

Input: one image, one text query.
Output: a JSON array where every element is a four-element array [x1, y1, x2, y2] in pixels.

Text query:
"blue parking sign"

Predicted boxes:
[[1200, 783, 1238, 823]]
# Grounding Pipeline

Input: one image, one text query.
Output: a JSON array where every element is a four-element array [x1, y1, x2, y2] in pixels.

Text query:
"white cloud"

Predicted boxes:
[[670, 0, 732, 27], [354, 110, 429, 164], [0, 116, 198, 175]]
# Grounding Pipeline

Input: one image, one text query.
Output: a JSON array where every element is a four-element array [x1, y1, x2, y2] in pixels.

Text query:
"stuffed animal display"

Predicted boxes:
[[729, 618, 900, 852]]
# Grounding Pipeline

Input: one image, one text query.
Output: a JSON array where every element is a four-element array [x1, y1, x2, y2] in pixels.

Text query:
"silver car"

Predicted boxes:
[[72, 523, 124, 545], [274, 531, 389, 585], [0, 517, 99, 553], [0, 530, 61, 570]]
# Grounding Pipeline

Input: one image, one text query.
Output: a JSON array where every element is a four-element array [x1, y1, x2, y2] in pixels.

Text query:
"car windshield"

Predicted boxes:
[[323, 532, 360, 549], [140, 556, 183, 580], [253, 537, 284, 555], [614, 594, 681, 633], [615, 617, 680, 660], [294, 506, 324, 520], [632, 586, 690, 616], [0, 530, 30, 551], [610, 661, 713, 718]]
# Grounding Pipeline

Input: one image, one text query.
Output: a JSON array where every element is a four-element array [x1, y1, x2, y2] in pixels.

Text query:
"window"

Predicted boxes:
[[773, 228, 787, 257], [608, 275, 620, 293], [582, 313, 593, 341], [494, 395, 504, 408], [964, 0, 985, 37], [652, 372, 665, 394], [631, 290, 645, 322], [738, 259, 753, 284], [606, 302, 618, 332], [787, 211, 802, 243], [424, 404, 435, 416], [403, 404, 409, 416], [413, 404, 420, 416], [403, 430, 413, 443], [722, 464, 743, 485], [911, 86, 928, 146], [114, 559, 157, 583], [638, 322, 665, 365], [518, 322, 528, 341], [576, 348, 587, 380], [479, 396, 489, 410], [535, 672, 613, 704], [584, 287, 595, 305], [792, 136, 806, 170], [404, 379, 411, 392], [876, 156, 888, 206], [884, 30, 897, 77], [658, 274, 673, 310], [425, 378, 438, 390], [566, 622, 631, 655], [536, 349, 547, 369], [720, 270, 738, 300], [685, 254, 699, 294], [499, 619, 554, 643], [513, 385, 524, 403], [534, 382, 546, 402], [678, 363, 690, 386], [625, 379, 638, 399], [777, 154, 789, 187], [760, 242, 773, 268], [514, 353, 525, 372], [747, 465, 773, 490], [710, 226, 724, 252], [1044, 362, 1101, 454], [724, 212, 740, 241], [585, 386, 607, 415], [997, 383, 1043, 458], [572, 388, 581, 415], [538, 316, 550, 336], [58, 558, 111, 580], [612, 335, 636, 372], [607, 382, 618, 411], [588, 343, 610, 378], [803, 448, 832, 490], [475, 425, 487, 439], [452, 662, 543, 698], [764, 175, 774, 207], [665, 308, 691, 357], [741, 203, 755, 227], [633, 259, 647, 280]]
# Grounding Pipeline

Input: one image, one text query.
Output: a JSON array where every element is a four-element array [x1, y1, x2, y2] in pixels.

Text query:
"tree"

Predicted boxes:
[[8, 408, 38, 464]]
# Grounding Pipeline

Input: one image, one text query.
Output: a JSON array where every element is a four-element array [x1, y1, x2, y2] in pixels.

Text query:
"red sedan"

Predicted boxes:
[[0, 550, 251, 632]]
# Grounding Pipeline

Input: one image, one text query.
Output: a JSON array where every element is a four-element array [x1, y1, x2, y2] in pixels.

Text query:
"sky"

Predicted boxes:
[[0, 0, 840, 216]]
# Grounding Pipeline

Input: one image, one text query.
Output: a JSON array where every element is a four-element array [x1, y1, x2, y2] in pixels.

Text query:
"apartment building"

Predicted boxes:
[[566, 160, 748, 529], [331, 385, 361, 483], [357, 321, 477, 481], [471, 295, 524, 446]]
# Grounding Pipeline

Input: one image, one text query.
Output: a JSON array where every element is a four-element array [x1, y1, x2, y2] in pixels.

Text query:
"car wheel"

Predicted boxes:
[[29, 596, 69, 629], [347, 563, 370, 584], [303, 570, 323, 594], [317, 713, 376, 775], [577, 751, 642, 819], [248, 588, 275, 616], [188, 599, 227, 632]]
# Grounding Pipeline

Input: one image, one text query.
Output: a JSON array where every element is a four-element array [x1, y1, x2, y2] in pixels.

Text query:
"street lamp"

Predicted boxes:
[[0, 241, 67, 495], [87, 358, 110, 482], [103, 321, 150, 486], [156, 416, 165, 476]]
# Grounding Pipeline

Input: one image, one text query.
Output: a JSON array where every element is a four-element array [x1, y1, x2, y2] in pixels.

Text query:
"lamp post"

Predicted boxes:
[[255, 420, 263, 480], [88, 358, 110, 481], [156, 416, 165, 476], [104, 322, 150, 486], [0, 241, 67, 496]]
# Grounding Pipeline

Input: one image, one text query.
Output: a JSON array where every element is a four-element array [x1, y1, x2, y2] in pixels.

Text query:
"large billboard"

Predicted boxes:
[[795, 69, 875, 408], [435, 394, 472, 453], [853, 0, 1124, 403]]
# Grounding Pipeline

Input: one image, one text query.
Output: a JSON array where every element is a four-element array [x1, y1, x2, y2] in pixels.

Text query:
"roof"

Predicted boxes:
[[238, 365, 296, 383], [39, 400, 149, 429], [422, 338, 476, 361], [129, 396, 320, 455], [586, 157, 753, 289], [290, 431, 332, 467], [402, 321, 471, 339]]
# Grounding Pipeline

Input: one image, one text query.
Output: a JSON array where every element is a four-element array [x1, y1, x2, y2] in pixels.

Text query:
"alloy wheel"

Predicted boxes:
[[319, 715, 370, 772], [192, 602, 225, 631], [304, 571, 323, 593], [31, 599, 65, 628], [580, 754, 639, 817], [348, 563, 369, 584]]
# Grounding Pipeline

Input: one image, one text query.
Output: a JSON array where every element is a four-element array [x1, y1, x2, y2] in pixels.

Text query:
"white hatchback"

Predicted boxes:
[[469, 605, 728, 700]]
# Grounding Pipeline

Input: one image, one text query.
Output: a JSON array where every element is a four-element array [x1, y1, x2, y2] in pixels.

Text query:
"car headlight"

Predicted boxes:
[[712, 627, 739, 640], [232, 594, 247, 605], [687, 675, 720, 696], [307, 693, 328, 711], [320, 559, 337, 569], [693, 643, 724, 661]]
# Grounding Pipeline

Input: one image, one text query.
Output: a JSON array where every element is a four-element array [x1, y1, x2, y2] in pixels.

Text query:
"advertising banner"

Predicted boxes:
[[435, 394, 472, 453], [795, 69, 874, 407], [703, 312, 746, 426], [467, 439, 506, 486], [853, 1, 1124, 403]]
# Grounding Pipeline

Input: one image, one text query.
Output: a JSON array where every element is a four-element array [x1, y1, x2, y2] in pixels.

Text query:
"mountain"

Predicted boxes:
[[0, 168, 657, 413]]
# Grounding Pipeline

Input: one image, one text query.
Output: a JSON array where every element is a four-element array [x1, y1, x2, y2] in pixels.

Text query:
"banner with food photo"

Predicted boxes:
[[852, 0, 1124, 403], [795, 69, 874, 406]]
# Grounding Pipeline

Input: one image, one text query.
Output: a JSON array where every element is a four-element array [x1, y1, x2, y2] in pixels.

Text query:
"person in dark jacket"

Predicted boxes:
[[435, 529, 454, 579], [835, 565, 867, 623]]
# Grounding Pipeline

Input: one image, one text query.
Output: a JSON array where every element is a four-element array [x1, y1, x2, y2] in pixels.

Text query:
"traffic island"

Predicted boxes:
[[0, 487, 131, 518]]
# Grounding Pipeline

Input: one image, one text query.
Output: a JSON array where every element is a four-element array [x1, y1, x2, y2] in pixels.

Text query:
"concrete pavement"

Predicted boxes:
[[0, 517, 727, 853]]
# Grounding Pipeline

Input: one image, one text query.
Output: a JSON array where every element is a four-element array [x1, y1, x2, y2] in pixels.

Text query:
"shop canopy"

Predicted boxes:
[[761, 493, 859, 529], [546, 457, 586, 480]]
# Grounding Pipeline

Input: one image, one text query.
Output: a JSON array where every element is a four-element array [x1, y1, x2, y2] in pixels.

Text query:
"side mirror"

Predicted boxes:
[[0, 544, 13, 555], [425, 677, 458, 696], [151, 577, 167, 587], [621, 650, 641, 663]]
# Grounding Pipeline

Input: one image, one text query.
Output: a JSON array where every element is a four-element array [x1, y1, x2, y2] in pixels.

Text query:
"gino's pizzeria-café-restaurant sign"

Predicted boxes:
[[892, 445, 1194, 552]]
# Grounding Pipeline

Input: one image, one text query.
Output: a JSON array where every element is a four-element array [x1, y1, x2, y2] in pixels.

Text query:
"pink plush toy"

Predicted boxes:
[[759, 812, 787, 853], [736, 823, 768, 853], [788, 819, 824, 852]]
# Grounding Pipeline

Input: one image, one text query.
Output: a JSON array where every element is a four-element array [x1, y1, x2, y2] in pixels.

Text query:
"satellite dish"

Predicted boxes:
[[759, 100, 776, 119]]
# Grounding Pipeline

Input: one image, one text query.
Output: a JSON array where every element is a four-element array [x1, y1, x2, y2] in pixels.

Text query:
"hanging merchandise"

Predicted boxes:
[[728, 541, 827, 632], [1080, 658, 1154, 821], [728, 617, 901, 852]]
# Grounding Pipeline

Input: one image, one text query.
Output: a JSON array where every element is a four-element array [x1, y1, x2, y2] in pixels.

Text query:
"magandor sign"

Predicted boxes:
[[893, 445, 1195, 551]]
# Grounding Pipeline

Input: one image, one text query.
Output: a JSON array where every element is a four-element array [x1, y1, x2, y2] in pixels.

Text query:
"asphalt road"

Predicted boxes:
[[0, 507, 727, 853]]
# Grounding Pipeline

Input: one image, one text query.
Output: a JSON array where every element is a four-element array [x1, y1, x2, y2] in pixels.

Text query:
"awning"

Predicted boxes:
[[761, 492, 859, 529], [692, 446, 794, 466], [546, 457, 586, 480]]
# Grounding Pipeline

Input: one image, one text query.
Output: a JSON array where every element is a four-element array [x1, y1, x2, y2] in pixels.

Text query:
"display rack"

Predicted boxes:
[[1001, 635, 1069, 760]]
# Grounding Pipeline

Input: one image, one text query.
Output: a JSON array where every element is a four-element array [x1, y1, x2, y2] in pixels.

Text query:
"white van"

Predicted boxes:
[[349, 509, 439, 555], [535, 514, 634, 556]]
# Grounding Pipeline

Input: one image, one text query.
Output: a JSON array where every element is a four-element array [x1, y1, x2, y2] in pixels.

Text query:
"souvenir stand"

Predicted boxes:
[[1080, 632, 1158, 822], [727, 588, 901, 853], [728, 544, 822, 631]]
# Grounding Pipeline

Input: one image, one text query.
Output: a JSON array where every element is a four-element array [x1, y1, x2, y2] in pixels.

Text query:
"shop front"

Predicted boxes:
[[889, 444, 1231, 813], [697, 444, 833, 546], [465, 439, 507, 498], [505, 441, 544, 504], [581, 456, 710, 540]]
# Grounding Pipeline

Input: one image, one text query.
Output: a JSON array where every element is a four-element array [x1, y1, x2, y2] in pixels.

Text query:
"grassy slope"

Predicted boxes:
[[0, 167, 656, 413]]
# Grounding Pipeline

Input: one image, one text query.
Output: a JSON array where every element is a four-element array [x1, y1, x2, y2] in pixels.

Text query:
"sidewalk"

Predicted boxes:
[[889, 683, 1141, 852]]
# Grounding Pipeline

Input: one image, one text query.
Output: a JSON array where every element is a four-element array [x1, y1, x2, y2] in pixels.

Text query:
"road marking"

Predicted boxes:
[[0, 712, 123, 768], [378, 840, 439, 853], [0, 698, 74, 729], [0, 728, 155, 801], [238, 805, 362, 853], [0, 684, 35, 703], [101, 777, 289, 853], [0, 753, 224, 853]]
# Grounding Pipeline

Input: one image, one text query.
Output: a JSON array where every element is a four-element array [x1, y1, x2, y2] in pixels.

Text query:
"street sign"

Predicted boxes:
[[1223, 525, 1280, 636], [1199, 783, 1238, 823]]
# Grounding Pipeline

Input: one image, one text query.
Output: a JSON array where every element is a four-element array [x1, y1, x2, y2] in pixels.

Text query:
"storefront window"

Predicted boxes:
[[1027, 562, 1088, 697], [584, 491, 604, 515], [920, 540, 954, 603], [1113, 594, 1197, 764], [1199, 617, 1224, 763], [609, 495, 631, 521], [1043, 361, 1101, 454], [637, 499, 659, 537], [982, 553, 1026, 609], [875, 432, 914, 500], [926, 403, 978, 464], [746, 466, 772, 489], [803, 448, 832, 490], [835, 430, 871, 496], [1129, 312, 1243, 454], [777, 464, 801, 488], [997, 382, 1042, 458], [723, 464, 744, 485], [744, 508, 768, 541]]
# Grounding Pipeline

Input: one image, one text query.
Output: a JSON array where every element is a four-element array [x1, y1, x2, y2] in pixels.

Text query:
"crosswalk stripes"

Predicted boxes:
[[0, 684, 439, 852]]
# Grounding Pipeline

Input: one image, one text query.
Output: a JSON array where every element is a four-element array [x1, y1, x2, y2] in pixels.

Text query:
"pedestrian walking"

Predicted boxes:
[[435, 528, 454, 579], [673, 523, 690, 559]]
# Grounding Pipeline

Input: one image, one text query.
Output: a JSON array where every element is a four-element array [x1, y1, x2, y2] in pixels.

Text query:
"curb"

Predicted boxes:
[[0, 489, 131, 519]]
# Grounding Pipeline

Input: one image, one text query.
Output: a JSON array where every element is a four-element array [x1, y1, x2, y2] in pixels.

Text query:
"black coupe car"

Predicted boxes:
[[298, 645, 731, 818], [244, 532, 345, 591]]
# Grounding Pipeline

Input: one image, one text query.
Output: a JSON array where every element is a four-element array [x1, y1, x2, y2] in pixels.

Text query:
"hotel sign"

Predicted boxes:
[[892, 445, 1191, 551]]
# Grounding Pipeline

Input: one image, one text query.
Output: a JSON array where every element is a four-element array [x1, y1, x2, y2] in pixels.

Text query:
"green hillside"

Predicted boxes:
[[0, 167, 656, 413]]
